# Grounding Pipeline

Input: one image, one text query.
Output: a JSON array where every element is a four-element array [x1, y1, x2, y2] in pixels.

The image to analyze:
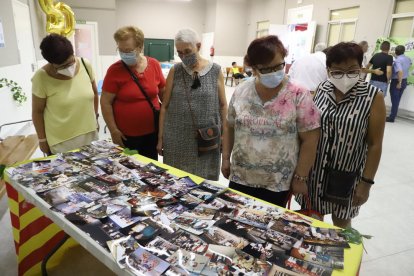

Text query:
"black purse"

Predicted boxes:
[[323, 109, 359, 206], [182, 70, 220, 156], [122, 61, 160, 133]]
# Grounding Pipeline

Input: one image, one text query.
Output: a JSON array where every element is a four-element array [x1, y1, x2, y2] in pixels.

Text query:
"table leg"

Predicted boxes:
[[41, 233, 70, 276]]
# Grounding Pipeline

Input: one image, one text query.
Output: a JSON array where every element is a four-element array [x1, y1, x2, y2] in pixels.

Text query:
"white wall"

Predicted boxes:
[[214, 0, 248, 56], [116, 0, 206, 40], [204, 0, 217, 33], [0, 64, 33, 137], [283, 0, 394, 51]]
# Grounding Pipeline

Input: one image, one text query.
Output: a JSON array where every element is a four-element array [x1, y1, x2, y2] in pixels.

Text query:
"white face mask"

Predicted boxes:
[[57, 63, 77, 78], [329, 76, 359, 94]]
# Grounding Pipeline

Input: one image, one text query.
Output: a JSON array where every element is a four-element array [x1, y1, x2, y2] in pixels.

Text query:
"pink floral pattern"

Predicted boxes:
[[227, 78, 321, 192]]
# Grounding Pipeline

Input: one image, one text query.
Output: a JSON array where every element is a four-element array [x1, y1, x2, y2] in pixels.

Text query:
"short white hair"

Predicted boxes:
[[175, 28, 200, 46], [314, 42, 327, 52]]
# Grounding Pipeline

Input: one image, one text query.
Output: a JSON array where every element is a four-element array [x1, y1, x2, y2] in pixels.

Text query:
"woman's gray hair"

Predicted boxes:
[[175, 28, 200, 46]]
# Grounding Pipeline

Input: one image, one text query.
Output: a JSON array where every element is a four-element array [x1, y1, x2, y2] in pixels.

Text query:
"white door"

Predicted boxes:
[[69, 21, 102, 81], [12, 0, 37, 76]]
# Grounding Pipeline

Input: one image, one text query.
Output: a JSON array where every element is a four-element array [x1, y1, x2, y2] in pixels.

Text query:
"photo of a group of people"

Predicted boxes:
[[10, 140, 350, 276]]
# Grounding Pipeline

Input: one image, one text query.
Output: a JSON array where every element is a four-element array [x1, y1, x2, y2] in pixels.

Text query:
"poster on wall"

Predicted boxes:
[[0, 18, 5, 48], [374, 37, 414, 85]]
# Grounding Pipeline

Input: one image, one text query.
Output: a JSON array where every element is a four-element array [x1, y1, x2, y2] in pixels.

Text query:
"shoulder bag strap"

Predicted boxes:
[[81, 58, 91, 81], [181, 69, 198, 131], [121, 60, 157, 112]]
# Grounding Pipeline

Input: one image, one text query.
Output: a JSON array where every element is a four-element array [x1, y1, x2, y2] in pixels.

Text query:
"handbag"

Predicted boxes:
[[122, 61, 160, 133], [181, 69, 220, 156], [287, 192, 323, 221], [322, 107, 359, 206]]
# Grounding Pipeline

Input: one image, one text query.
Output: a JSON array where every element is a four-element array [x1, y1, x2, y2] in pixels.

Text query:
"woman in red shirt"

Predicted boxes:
[[101, 26, 165, 160]]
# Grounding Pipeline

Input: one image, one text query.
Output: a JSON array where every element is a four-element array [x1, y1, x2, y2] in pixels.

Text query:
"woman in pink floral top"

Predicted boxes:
[[221, 35, 321, 207]]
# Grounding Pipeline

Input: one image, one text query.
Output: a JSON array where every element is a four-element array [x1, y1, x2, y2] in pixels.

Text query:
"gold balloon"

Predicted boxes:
[[56, 2, 75, 37], [38, 0, 75, 37]]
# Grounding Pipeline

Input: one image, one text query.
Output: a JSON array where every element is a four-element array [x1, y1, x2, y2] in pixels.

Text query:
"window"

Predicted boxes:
[[389, 0, 414, 37], [327, 6, 359, 46], [256, 20, 270, 38]]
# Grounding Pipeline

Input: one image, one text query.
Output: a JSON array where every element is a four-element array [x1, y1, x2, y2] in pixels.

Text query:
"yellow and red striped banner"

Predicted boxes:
[[6, 182, 79, 276]]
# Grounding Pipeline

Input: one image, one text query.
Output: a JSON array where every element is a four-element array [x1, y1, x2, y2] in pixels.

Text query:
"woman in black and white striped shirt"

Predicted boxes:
[[298, 42, 386, 228]]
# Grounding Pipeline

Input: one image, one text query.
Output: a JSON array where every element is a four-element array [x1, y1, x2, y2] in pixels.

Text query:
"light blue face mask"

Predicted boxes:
[[119, 51, 137, 65], [259, 69, 285, 88]]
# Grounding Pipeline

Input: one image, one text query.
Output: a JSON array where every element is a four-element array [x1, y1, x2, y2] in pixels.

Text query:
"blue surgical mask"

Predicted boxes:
[[259, 69, 285, 88], [119, 51, 137, 65]]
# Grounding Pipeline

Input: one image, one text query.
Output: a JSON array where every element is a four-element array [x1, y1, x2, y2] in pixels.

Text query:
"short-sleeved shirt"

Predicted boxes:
[[102, 57, 166, 136], [369, 52, 393, 82], [227, 78, 321, 192], [32, 57, 96, 146], [392, 54, 412, 79], [232, 67, 240, 74]]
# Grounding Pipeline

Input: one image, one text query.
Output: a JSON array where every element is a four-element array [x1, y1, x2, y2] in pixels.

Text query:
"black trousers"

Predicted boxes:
[[233, 73, 245, 79], [229, 181, 290, 207], [124, 132, 158, 161]]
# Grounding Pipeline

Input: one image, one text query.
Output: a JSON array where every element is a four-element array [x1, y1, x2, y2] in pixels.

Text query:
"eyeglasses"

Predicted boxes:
[[54, 56, 75, 70], [256, 62, 285, 74], [191, 71, 201, 89], [329, 69, 361, 79]]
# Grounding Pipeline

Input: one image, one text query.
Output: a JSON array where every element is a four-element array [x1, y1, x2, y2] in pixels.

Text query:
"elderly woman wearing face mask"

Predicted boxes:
[[32, 34, 99, 155], [296, 42, 386, 228], [101, 26, 165, 160], [221, 35, 321, 207], [157, 28, 227, 180]]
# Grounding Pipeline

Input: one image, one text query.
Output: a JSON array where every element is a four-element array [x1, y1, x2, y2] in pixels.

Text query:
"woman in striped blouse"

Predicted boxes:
[[299, 42, 386, 228]]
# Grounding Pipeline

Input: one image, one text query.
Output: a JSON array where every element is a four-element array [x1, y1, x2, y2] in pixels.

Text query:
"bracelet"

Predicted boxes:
[[293, 174, 308, 182], [38, 138, 47, 142], [361, 176, 375, 185]]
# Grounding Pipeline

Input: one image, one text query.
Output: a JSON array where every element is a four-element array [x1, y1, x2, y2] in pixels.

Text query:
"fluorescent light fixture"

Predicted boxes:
[[332, 12, 339, 16]]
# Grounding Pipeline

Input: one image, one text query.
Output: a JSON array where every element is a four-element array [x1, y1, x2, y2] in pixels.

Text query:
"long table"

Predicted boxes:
[[5, 154, 363, 276]]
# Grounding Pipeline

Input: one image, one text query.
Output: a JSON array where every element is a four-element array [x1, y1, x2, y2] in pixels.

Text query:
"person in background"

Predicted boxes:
[[157, 28, 227, 180], [387, 45, 412, 122], [32, 34, 99, 155], [364, 40, 393, 96], [297, 42, 385, 228], [231, 61, 245, 84], [288, 42, 329, 95], [101, 26, 165, 160], [359, 40, 369, 80], [221, 35, 321, 207]]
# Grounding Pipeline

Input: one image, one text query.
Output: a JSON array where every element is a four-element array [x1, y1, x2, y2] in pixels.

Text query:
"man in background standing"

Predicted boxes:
[[387, 45, 412, 122], [359, 41, 369, 81], [365, 41, 393, 96], [288, 42, 328, 94]]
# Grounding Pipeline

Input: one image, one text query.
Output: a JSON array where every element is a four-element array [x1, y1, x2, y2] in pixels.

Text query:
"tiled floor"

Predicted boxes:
[[1, 84, 413, 275]]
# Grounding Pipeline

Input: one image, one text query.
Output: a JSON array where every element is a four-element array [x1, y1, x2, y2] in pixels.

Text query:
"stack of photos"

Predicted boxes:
[[10, 139, 352, 276]]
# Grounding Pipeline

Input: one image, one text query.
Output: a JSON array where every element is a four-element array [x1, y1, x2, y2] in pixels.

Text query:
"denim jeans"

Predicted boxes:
[[370, 80, 389, 97], [389, 79, 408, 121]]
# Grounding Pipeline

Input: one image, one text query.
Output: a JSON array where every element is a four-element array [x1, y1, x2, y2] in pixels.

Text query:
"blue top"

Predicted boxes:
[[392, 54, 412, 79]]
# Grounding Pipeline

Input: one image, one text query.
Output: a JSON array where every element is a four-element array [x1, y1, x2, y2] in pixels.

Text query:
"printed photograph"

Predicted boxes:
[[144, 236, 179, 260], [173, 216, 215, 235], [203, 226, 249, 249], [231, 249, 271, 276], [109, 207, 141, 228], [126, 247, 170, 276], [181, 204, 217, 220], [170, 231, 209, 254], [39, 186, 73, 206], [167, 249, 209, 274]]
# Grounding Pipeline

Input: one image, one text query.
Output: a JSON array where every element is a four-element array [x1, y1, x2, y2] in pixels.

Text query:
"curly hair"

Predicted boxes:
[[40, 34, 74, 64]]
